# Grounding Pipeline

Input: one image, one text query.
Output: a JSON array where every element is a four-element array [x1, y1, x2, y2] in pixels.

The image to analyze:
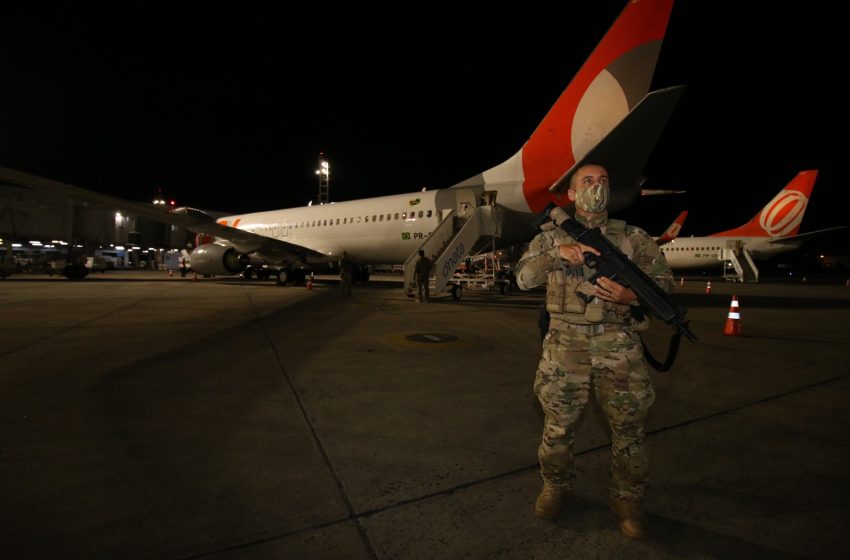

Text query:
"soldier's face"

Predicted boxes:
[[570, 166, 610, 212]]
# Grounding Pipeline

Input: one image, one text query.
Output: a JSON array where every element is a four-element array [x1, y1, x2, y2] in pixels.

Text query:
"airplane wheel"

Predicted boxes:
[[276, 269, 289, 285], [451, 284, 462, 301]]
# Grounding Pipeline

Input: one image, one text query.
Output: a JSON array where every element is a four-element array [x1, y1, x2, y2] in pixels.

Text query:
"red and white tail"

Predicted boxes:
[[456, 0, 675, 213], [711, 170, 819, 239], [656, 210, 688, 245]]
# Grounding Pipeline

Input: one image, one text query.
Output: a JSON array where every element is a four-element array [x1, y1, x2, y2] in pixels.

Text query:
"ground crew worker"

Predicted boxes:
[[414, 249, 432, 302], [338, 251, 354, 298], [514, 163, 674, 540]]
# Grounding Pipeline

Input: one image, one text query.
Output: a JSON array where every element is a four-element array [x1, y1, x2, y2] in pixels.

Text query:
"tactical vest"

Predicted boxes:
[[544, 219, 634, 325]]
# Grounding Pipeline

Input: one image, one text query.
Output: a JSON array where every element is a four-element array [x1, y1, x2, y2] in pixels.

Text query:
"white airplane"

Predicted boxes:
[[661, 170, 846, 275], [0, 0, 682, 284]]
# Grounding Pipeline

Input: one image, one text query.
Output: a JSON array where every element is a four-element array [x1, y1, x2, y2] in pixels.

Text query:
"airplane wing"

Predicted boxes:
[[0, 166, 328, 260], [768, 226, 847, 246], [640, 189, 686, 196]]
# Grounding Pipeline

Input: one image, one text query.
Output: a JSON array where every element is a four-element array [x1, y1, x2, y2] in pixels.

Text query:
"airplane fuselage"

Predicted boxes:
[[661, 236, 800, 270], [219, 190, 450, 265], [216, 183, 540, 267]]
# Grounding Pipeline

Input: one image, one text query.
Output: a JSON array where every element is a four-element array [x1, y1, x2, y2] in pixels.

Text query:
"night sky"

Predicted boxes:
[[2, 2, 847, 253]]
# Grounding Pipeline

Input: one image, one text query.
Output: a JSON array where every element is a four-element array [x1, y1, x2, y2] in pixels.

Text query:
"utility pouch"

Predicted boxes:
[[545, 270, 568, 313], [584, 297, 605, 323]]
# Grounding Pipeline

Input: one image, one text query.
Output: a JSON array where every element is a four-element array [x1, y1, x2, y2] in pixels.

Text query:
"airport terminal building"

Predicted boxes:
[[0, 183, 193, 271]]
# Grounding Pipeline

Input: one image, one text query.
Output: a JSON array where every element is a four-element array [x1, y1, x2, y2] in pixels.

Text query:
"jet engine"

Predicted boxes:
[[189, 243, 249, 276]]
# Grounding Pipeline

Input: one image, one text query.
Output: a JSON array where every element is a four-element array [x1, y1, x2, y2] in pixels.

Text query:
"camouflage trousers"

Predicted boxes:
[[416, 277, 430, 301], [534, 318, 655, 500]]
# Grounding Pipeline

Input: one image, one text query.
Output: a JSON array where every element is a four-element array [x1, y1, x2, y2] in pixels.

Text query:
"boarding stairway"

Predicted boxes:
[[403, 204, 502, 298], [722, 244, 759, 283]]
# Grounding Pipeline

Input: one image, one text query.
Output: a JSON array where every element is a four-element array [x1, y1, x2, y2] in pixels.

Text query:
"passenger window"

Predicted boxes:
[[426, 210, 432, 217], [357, 216, 361, 223], [418, 211, 423, 218], [379, 214, 384, 221], [394, 213, 399, 220], [402, 212, 407, 219], [365, 216, 369, 222]]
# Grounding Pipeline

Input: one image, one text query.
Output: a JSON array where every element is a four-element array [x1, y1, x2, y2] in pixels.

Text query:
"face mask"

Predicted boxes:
[[574, 182, 609, 212]]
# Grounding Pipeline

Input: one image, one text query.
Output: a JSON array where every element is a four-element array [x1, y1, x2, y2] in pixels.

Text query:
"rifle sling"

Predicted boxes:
[[640, 331, 681, 373]]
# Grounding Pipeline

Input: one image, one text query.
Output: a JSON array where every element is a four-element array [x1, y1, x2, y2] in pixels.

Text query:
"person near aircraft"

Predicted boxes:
[[338, 251, 354, 298], [514, 163, 674, 540], [414, 250, 433, 302], [0, 0, 680, 284]]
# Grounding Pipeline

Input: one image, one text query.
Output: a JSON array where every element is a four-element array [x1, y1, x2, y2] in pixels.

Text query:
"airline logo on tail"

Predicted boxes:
[[712, 170, 818, 238], [655, 210, 687, 246], [520, 0, 674, 211], [759, 188, 808, 237], [465, 0, 676, 214]]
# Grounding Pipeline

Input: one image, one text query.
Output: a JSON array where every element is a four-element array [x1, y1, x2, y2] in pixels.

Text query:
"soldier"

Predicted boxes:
[[414, 249, 432, 302], [515, 163, 673, 540], [338, 251, 354, 298]]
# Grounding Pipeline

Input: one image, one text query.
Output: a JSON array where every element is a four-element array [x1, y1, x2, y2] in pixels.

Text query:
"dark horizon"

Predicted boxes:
[[2, 2, 847, 254]]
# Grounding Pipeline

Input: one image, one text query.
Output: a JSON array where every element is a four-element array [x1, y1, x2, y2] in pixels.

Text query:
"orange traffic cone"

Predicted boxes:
[[307, 273, 313, 290], [168, 269, 173, 278], [679, 277, 684, 287], [722, 294, 742, 336], [705, 281, 712, 295]]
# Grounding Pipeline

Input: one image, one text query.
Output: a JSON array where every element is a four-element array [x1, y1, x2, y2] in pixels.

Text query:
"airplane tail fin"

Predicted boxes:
[[711, 170, 819, 238], [455, 0, 675, 213], [656, 210, 688, 246]]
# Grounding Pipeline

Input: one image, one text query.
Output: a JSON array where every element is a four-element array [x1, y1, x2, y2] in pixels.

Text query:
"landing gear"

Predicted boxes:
[[451, 284, 462, 301], [272, 267, 306, 286]]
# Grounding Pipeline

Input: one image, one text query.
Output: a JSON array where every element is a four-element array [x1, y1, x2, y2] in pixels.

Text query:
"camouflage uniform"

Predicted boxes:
[[515, 213, 673, 501], [414, 254, 433, 302], [339, 253, 354, 298]]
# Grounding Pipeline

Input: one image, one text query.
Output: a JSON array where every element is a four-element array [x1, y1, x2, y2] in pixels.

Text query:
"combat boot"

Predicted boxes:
[[609, 496, 650, 540], [534, 481, 568, 519]]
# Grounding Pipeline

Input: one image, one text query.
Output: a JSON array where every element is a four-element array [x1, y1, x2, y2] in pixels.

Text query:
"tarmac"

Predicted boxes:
[[1, 269, 849, 559]]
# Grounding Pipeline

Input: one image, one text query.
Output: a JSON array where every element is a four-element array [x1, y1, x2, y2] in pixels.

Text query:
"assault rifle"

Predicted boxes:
[[536, 202, 697, 346]]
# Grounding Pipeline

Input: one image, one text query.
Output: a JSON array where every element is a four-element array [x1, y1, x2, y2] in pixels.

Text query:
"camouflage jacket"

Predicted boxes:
[[515, 214, 674, 324]]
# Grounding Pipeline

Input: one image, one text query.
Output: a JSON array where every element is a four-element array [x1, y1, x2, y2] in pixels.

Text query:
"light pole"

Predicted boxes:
[[315, 153, 330, 204]]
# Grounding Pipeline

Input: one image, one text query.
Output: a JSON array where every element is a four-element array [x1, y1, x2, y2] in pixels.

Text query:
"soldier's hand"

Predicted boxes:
[[557, 243, 600, 266], [595, 276, 636, 304]]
